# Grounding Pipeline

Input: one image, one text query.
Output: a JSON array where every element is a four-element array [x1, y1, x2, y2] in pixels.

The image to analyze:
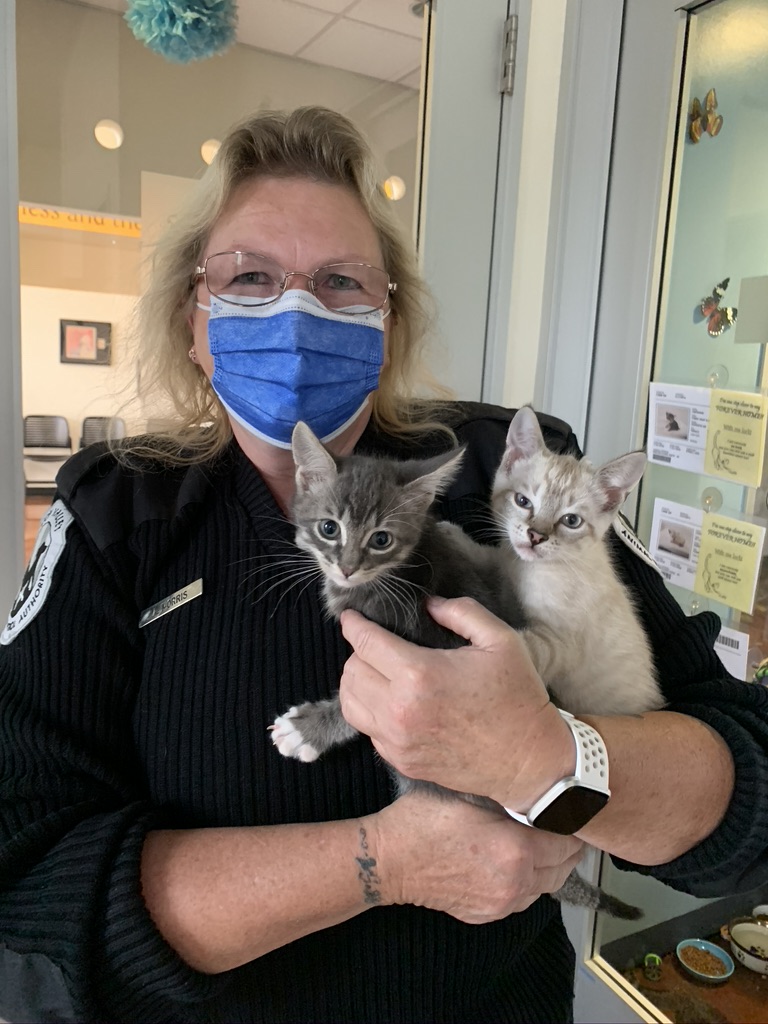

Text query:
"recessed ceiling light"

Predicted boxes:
[[94, 119, 124, 150], [201, 139, 221, 165], [383, 176, 406, 201]]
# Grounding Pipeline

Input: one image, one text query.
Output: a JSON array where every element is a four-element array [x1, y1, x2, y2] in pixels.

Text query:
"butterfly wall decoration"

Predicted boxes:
[[698, 278, 738, 337], [689, 88, 723, 143]]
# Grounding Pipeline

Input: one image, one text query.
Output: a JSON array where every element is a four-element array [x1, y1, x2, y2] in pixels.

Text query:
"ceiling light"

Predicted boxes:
[[201, 139, 221, 165], [383, 176, 406, 201], [94, 119, 124, 150]]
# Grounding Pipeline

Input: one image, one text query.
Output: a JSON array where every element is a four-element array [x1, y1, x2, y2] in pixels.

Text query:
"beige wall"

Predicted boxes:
[[20, 224, 141, 294], [20, 284, 140, 443]]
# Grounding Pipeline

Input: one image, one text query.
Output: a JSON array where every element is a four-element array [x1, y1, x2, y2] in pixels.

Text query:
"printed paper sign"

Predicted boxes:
[[704, 390, 768, 487], [694, 514, 765, 614], [648, 383, 710, 473], [649, 498, 703, 590], [649, 498, 765, 615], [648, 384, 768, 488]]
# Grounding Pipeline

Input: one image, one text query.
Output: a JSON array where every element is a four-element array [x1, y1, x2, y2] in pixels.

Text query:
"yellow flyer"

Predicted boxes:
[[693, 513, 766, 614], [704, 389, 768, 487]]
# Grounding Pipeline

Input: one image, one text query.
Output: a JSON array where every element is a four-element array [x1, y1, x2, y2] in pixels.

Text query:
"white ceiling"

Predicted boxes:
[[63, 0, 425, 88]]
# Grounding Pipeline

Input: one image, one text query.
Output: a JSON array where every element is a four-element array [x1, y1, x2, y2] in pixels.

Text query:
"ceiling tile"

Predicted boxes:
[[236, 0, 335, 56], [54, 0, 423, 85], [293, 0, 357, 13], [346, 0, 425, 40], [70, 0, 127, 10], [299, 19, 422, 82], [396, 68, 422, 90], [84, 0, 127, 10]]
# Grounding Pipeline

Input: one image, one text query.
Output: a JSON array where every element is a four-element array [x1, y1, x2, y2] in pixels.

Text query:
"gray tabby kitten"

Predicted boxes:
[[271, 420, 641, 920], [491, 406, 664, 718]]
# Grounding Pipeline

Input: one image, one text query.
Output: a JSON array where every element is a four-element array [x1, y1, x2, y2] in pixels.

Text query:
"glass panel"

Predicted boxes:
[[16, 0, 427, 559], [597, 2, 768, 1019]]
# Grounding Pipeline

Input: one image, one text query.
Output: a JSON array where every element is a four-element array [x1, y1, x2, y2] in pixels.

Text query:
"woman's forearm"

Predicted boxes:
[[141, 793, 588, 975], [141, 818, 380, 974], [577, 711, 735, 864]]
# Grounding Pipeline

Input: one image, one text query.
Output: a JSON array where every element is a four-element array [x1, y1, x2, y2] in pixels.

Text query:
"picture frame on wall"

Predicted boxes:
[[59, 319, 111, 365]]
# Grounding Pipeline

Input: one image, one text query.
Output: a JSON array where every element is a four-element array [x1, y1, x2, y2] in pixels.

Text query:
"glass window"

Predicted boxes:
[[596, 2, 768, 1019]]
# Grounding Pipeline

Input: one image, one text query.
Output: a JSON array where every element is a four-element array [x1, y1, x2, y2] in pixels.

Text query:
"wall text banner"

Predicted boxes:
[[19, 205, 141, 239]]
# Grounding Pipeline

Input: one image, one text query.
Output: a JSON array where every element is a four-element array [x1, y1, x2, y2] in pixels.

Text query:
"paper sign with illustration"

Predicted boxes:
[[694, 514, 765, 614], [704, 389, 768, 488], [649, 498, 765, 615], [649, 383, 768, 488], [648, 498, 703, 589], [647, 383, 711, 473]]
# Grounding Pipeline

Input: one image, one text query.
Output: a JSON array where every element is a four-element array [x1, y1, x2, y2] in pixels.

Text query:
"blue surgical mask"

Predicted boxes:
[[200, 291, 385, 449]]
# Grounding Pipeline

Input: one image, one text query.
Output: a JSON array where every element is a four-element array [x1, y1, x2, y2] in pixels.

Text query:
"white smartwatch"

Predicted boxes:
[[505, 709, 611, 835]]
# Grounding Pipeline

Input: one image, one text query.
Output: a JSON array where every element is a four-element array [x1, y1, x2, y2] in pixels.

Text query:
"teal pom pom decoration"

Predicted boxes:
[[125, 0, 237, 63]]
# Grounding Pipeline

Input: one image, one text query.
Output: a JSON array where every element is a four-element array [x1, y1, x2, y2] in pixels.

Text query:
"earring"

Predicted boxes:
[[188, 347, 198, 364]]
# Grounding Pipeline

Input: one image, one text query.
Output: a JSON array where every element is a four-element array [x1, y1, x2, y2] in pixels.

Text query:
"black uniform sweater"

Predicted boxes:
[[1, 402, 767, 1023]]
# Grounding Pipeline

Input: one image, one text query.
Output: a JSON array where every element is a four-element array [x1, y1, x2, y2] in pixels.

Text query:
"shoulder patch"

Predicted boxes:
[[1, 500, 74, 645], [612, 512, 662, 574]]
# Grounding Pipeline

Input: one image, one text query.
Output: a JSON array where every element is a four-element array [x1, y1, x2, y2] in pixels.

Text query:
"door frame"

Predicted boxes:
[[584, 0, 690, 467], [0, 0, 24, 618]]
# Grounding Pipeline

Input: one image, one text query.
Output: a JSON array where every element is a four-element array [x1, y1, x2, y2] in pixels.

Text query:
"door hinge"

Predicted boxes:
[[500, 14, 518, 96]]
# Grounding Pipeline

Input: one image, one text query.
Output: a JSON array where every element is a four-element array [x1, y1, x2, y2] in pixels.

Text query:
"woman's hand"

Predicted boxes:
[[368, 790, 585, 924], [339, 596, 574, 812]]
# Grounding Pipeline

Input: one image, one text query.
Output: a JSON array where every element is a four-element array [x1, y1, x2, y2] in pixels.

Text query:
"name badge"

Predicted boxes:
[[139, 579, 203, 628]]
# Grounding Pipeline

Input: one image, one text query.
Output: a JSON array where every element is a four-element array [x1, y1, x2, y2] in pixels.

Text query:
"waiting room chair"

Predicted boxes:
[[23, 415, 72, 495], [79, 415, 126, 448]]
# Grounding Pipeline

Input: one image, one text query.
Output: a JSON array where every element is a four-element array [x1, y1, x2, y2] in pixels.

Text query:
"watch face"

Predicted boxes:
[[533, 787, 609, 835]]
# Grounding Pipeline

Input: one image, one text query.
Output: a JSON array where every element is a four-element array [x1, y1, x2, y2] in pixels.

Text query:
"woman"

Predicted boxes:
[[0, 107, 765, 1024]]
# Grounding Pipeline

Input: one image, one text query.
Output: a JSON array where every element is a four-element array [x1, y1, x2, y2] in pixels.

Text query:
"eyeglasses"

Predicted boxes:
[[194, 251, 397, 316]]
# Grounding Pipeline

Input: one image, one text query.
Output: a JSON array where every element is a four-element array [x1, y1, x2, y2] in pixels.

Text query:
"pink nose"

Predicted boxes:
[[527, 529, 547, 547]]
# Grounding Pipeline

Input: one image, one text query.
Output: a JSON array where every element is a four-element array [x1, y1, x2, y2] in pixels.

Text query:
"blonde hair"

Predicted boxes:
[[127, 106, 449, 464]]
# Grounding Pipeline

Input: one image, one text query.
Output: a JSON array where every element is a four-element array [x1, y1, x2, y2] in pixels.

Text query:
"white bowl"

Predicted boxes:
[[729, 917, 768, 976]]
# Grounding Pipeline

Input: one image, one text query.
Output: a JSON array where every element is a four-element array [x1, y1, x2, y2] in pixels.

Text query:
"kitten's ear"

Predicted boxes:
[[594, 451, 647, 514], [502, 406, 546, 469], [403, 447, 466, 509], [292, 421, 338, 492]]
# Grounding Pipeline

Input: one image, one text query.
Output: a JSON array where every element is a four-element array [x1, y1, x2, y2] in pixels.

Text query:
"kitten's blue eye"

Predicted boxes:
[[560, 513, 583, 529], [514, 493, 532, 510], [318, 520, 340, 539], [369, 531, 392, 550]]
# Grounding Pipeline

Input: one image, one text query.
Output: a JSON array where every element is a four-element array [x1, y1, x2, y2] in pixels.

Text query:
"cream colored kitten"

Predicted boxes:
[[491, 407, 664, 717]]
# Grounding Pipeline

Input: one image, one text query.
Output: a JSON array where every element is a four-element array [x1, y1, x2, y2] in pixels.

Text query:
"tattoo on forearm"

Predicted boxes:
[[356, 827, 382, 905]]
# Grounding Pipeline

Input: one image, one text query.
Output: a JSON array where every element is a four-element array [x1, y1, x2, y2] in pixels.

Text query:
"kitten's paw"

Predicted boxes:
[[270, 707, 320, 763]]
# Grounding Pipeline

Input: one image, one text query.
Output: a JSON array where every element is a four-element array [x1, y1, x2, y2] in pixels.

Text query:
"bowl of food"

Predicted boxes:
[[728, 916, 768, 976], [676, 939, 734, 983]]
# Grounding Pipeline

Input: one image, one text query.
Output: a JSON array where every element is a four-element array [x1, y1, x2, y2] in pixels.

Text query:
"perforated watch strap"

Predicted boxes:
[[504, 709, 610, 827], [566, 710, 609, 790]]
